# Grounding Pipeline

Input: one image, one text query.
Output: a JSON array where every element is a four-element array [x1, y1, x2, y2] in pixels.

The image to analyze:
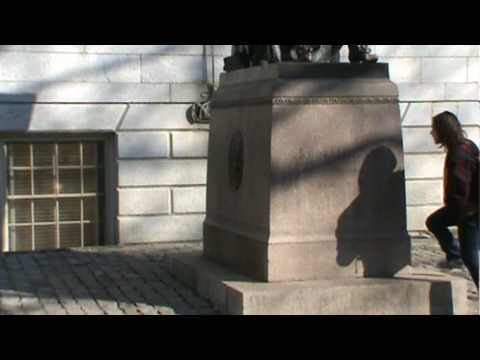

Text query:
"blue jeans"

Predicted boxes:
[[426, 207, 479, 289]]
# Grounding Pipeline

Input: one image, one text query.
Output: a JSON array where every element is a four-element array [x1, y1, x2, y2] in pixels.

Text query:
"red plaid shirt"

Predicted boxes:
[[444, 139, 479, 220]]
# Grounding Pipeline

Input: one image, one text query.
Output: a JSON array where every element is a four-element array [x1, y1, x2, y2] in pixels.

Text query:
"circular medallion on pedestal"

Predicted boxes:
[[228, 131, 244, 191]]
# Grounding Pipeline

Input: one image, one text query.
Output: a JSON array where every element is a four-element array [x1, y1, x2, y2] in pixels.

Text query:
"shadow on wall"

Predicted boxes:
[[0, 93, 36, 132], [0, 94, 36, 252], [336, 145, 411, 277]]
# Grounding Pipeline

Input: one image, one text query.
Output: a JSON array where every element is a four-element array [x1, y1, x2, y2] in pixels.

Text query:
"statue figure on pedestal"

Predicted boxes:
[[189, 45, 379, 124], [224, 45, 379, 72]]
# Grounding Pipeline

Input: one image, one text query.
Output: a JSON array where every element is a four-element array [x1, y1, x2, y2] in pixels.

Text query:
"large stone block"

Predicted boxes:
[[0, 52, 141, 83], [173, 187, 207, 214], [388, 58, 422, 83], [0, 45, 86, 53], [119, 215, 203, 243], [398, 83, 445, 101], [445, 83, 479, 101], [404, 154, 445, 179], [402, 128, 443, 153], [118, 159, 207, 186], [120, 104, 207, 130], [170, 83, 211, 103], [405, 102, 480, 130], [0, 82, 170, 103], [0, 104, 126, 132], [422, 58, 468, 83], [142, 55, 205, 83], [376, 45, 479, 58], [405, 180, 443, 206], [85, 45, 204, 55], [118, 132, 170, 159], [468, 58, 480, 82], [172, 131, 209, 158], [204, 64, 411, 282], [401, 102, 432, 126], [119, 188, 170, 215], [458, 102, 480, 125]]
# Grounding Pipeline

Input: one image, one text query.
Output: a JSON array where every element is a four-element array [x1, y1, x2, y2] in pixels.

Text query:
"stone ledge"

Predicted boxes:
[[167, 252, 469, 315]]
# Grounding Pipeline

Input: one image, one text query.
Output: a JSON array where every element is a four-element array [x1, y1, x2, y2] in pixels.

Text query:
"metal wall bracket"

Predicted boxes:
[[187, 83, 215, 125]]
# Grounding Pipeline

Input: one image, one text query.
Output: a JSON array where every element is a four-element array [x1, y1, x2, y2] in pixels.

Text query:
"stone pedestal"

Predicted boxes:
[[167, 252, 469, 315], [204, 63, 410, 282], [167, 63, 467, 314]]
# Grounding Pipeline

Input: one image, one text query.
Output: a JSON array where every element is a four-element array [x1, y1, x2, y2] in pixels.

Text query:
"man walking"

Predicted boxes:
[[426, 111, 479, 289]]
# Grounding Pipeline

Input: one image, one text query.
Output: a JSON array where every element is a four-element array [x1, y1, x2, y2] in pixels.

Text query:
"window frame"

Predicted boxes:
[[0, 133, 117, 252]]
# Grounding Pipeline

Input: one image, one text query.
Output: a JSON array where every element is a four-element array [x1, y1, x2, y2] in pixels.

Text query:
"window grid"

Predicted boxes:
[[30, 144, 35, 251], [6, 141, 104, 252], [54, 143, 60, 249], [80, 142, 84, 248]]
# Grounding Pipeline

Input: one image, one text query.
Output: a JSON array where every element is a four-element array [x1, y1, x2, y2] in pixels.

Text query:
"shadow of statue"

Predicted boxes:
[[336, 145, 411, 278]]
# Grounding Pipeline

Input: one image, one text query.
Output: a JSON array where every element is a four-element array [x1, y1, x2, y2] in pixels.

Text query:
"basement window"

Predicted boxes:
[[5, 141, 104, 252]]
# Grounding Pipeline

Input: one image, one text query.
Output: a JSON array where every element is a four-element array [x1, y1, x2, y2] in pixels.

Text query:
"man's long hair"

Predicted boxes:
[[432, 111, 467, 149]]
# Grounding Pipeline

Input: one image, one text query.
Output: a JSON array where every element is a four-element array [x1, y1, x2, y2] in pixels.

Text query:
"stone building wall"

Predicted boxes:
[[0, 45, 478, 249], [0, 45, 228, 247], [368, 46, 479, 233]]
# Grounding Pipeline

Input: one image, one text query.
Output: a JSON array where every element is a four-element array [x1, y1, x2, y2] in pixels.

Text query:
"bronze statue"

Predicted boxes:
[[341, 45, 378, 63], [189, 45, 379, 125], [224, 45, 283, 70], [224, 45, 378, 72]]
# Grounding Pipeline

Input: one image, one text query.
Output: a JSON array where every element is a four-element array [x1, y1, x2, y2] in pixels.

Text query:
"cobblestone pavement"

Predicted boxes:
[[0, 243, 216, 315], [0, 239, 478, 315]]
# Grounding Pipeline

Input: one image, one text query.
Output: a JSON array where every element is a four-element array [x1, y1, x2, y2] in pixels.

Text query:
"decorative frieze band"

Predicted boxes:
[[212, 96, 399, 109], [273, 97, 399, 105]]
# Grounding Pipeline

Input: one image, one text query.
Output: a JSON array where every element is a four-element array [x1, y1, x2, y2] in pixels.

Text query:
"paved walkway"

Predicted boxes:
[[0, 239, 478, 315], [0, 243, 215, 315], [411, 237, 478, 315]]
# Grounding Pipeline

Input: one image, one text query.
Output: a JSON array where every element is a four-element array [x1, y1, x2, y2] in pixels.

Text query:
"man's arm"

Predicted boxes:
[[445, 146, 475, 222]]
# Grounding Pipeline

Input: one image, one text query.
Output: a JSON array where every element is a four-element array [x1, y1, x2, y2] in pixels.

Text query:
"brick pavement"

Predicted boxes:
[[0, 243, 217, 316], [0, 240, 478, 315]]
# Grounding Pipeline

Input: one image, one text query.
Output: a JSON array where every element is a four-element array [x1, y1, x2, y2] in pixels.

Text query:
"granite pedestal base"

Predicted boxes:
[[204, 63, 411, 282], [173, 63, 468, 314], [167, 251, 469, 315]]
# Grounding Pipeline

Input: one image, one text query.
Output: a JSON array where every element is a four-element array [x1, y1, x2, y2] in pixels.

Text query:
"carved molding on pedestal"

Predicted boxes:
[[212, 96, 399, 109], [273, 97, 399, 105]]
